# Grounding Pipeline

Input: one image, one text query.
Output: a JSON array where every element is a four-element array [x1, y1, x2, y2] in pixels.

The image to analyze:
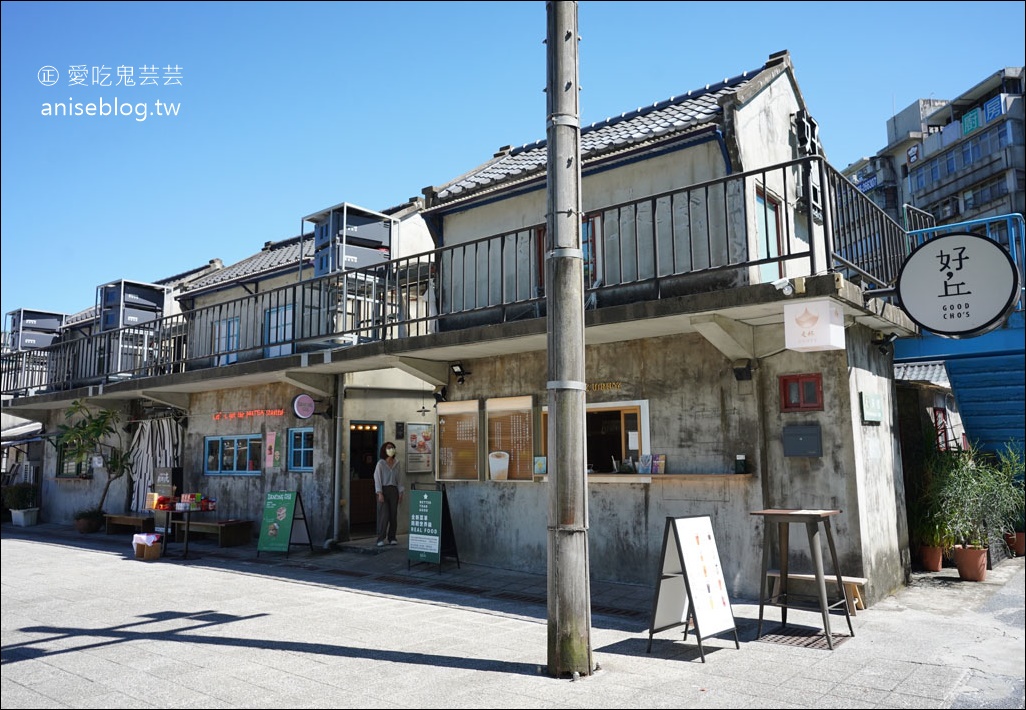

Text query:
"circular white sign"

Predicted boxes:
[[292, 394, 316, 419], [896, 232, 1020, 338]]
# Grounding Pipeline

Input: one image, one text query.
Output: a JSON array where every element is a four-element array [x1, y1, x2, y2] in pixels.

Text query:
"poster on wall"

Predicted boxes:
[[265, 431, 283, 473], [406, 422, 434, 473]]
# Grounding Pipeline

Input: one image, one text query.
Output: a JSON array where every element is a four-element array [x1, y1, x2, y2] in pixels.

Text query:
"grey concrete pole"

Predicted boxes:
[[544, 0, 593, 678]]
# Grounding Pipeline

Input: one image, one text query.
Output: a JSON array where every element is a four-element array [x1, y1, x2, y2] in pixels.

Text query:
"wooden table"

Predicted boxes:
[[750, 508, 854, 649]]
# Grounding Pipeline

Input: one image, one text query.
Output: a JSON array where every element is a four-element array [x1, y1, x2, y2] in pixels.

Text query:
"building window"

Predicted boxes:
[[536, 212, 603, 294], [541, 400, 647, 473], [213, 316, 239, 366], [756, 188, 782, 282], [779, 373, 823, 412], [933, 408, 952, 451], [485, 396, 533, 481], [55, 444, 85, 479], [205, 435, 262, 475], [263, 304, 294, 357], [288, 427, 314, 471]]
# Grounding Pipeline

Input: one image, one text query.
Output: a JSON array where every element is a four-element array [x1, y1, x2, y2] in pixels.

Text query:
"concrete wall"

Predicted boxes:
[[185, 382, 338, 544], [435, 324, 906, 604]]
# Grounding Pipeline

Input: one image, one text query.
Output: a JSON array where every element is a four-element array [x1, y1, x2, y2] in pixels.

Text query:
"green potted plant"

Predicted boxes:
[[56, 399, 136, 534], [935, 442, 1025, 581], [2, 481, 39, 526], [910, 444, 955, 571]]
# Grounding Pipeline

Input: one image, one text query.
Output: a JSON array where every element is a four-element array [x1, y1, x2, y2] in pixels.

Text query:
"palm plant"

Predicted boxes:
[[56, 399, 135, 515]]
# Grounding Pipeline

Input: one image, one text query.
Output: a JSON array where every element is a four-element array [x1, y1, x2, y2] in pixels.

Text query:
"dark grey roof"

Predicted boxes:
[[894, 361, 950, 387], [181, 235, 315, 295], [425, 62, 771, 209]]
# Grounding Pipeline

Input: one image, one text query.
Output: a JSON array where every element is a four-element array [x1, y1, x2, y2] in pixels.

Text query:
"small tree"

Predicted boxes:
[[56, 399, 135, 513]]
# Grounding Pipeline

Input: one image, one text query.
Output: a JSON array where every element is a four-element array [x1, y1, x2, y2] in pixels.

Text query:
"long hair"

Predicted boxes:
[[380, 441, 396, 460]]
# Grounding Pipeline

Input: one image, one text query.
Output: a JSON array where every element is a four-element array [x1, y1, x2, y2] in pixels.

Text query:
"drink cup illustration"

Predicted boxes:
[[488, 451, 510, 480]]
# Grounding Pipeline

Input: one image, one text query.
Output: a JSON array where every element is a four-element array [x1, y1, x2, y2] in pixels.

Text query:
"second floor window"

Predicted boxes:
[[213, 316, 239, 366], [264, 305, 294, 357]]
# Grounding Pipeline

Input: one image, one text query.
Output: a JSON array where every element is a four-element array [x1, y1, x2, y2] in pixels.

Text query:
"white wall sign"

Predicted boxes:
[[784, 298, 846, 352], [896, 233, 1020, 338]]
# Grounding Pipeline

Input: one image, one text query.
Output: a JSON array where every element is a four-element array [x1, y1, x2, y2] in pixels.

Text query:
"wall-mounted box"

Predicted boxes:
[[101, 307, 160, 331], [782, 424, 823, 457]]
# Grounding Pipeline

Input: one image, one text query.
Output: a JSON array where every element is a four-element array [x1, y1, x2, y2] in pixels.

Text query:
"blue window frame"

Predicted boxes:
[[205, 435, 262, 475], [288, 427, 314, 471]]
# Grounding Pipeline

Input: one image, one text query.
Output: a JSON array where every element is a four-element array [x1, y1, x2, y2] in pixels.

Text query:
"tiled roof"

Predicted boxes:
[[181, 235, 315, 295], [426, 63, 768, 208], [894, 361, 950, 387]]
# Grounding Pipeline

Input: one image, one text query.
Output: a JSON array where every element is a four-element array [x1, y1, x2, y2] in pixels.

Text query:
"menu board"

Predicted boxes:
[[408, 488, 443, 563], [437, 400, 479, 480], [257, 490, 297, 553], [486, 396, 533, 481]]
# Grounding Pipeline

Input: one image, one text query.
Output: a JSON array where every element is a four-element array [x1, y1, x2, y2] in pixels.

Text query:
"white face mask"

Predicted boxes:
[[385, 447, 396, 457]]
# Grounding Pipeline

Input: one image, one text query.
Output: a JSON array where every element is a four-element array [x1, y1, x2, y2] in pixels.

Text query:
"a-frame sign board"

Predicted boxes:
[[647, 515, 740, 662], [407, 482, 460, 572], [256, 490, 314, 558]]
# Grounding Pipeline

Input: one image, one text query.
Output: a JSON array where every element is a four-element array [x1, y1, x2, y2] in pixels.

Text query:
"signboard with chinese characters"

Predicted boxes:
[[784, 298, 845, 352], [896, 233, 1020, 338], [408, 488, 442, 564]]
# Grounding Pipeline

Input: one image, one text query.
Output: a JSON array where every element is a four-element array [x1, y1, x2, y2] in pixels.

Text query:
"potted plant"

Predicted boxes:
[[56, 399, 136, 534], [993, 443, 1025, 557], [72, 506, 107, 533], [2, 481, 39, 526], [935, 442, 1025, 581], [910, 444, 955, 571]]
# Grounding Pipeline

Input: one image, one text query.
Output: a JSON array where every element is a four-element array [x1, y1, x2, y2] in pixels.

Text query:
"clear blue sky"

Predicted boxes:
[[2, 1, 1024, 322]]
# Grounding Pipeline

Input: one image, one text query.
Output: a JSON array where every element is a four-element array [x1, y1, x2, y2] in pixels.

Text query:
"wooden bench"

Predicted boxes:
[[172, 519, 253, 547], [105, 514, 156, 535], [766, 569, 867, 615]]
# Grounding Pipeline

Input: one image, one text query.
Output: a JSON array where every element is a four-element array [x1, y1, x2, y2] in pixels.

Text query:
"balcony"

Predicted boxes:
[[1, 156, 914, 404]]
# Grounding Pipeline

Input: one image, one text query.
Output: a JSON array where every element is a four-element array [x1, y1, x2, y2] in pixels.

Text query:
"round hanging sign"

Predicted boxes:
[[292, 393, 316, 419], [896, 232, 1020, 338]]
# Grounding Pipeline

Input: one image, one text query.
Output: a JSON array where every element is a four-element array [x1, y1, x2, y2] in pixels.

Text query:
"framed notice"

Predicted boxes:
[[437, 400, 479, 480], [485, 396, 533, 481], [406, 422, 434, 473]]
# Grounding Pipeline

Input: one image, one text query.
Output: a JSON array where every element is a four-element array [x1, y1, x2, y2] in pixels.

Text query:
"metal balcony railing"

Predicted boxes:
[[1, 156, 914, 398]]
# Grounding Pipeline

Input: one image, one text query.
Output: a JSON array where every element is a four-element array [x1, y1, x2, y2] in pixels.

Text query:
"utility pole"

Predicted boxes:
[[544, 0, 593, 678]]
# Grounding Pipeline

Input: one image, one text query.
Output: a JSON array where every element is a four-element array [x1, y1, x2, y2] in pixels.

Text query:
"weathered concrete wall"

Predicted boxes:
[[38, 403, 136, 524], [186, 381, 338, 544], [440, 323, 906, 604]]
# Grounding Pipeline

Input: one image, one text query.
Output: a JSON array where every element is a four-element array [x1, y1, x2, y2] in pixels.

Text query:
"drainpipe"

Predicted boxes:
[[714, 129, 733, 174]]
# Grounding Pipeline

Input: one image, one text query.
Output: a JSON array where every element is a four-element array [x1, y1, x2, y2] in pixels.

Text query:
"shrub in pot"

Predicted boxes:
[[2, 481, 36, 511]]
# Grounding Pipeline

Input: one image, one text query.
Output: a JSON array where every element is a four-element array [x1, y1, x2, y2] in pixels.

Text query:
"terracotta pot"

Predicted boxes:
[[919, 545, 944, 572], [74, 517, 103, 534], [1005, 532, 1026, 557], [952, 545, 988, 582]]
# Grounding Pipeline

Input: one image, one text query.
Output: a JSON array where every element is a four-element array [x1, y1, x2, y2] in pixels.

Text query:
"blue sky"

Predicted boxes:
[[2, 1, 1024, 322]]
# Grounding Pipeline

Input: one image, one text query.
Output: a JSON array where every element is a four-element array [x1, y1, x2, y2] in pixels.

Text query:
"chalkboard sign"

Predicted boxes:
[[407, 483, 460, 571], [257, 490, 313, 557], [647, 515, 739, 661]]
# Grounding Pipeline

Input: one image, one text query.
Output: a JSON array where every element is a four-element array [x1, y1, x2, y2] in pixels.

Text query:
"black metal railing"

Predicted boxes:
[[1, 156, 914, 398]]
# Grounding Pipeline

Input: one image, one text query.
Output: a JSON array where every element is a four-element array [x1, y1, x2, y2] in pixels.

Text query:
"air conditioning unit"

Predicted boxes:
[[939, 199, 959, 219]]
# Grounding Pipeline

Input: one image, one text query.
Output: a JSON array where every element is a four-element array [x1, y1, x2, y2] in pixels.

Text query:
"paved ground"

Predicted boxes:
[[1, 522, 1023, 709]]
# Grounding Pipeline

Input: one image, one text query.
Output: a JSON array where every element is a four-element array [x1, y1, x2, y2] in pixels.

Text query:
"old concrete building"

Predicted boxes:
[[3, 51, 919, 605]]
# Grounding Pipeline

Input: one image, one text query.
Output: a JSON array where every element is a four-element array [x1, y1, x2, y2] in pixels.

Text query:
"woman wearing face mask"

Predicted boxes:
[[373, 441, 404, 547]]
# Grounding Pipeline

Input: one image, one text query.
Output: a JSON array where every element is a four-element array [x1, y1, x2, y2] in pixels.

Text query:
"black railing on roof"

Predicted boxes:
[[1, 156, 913, 398]]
